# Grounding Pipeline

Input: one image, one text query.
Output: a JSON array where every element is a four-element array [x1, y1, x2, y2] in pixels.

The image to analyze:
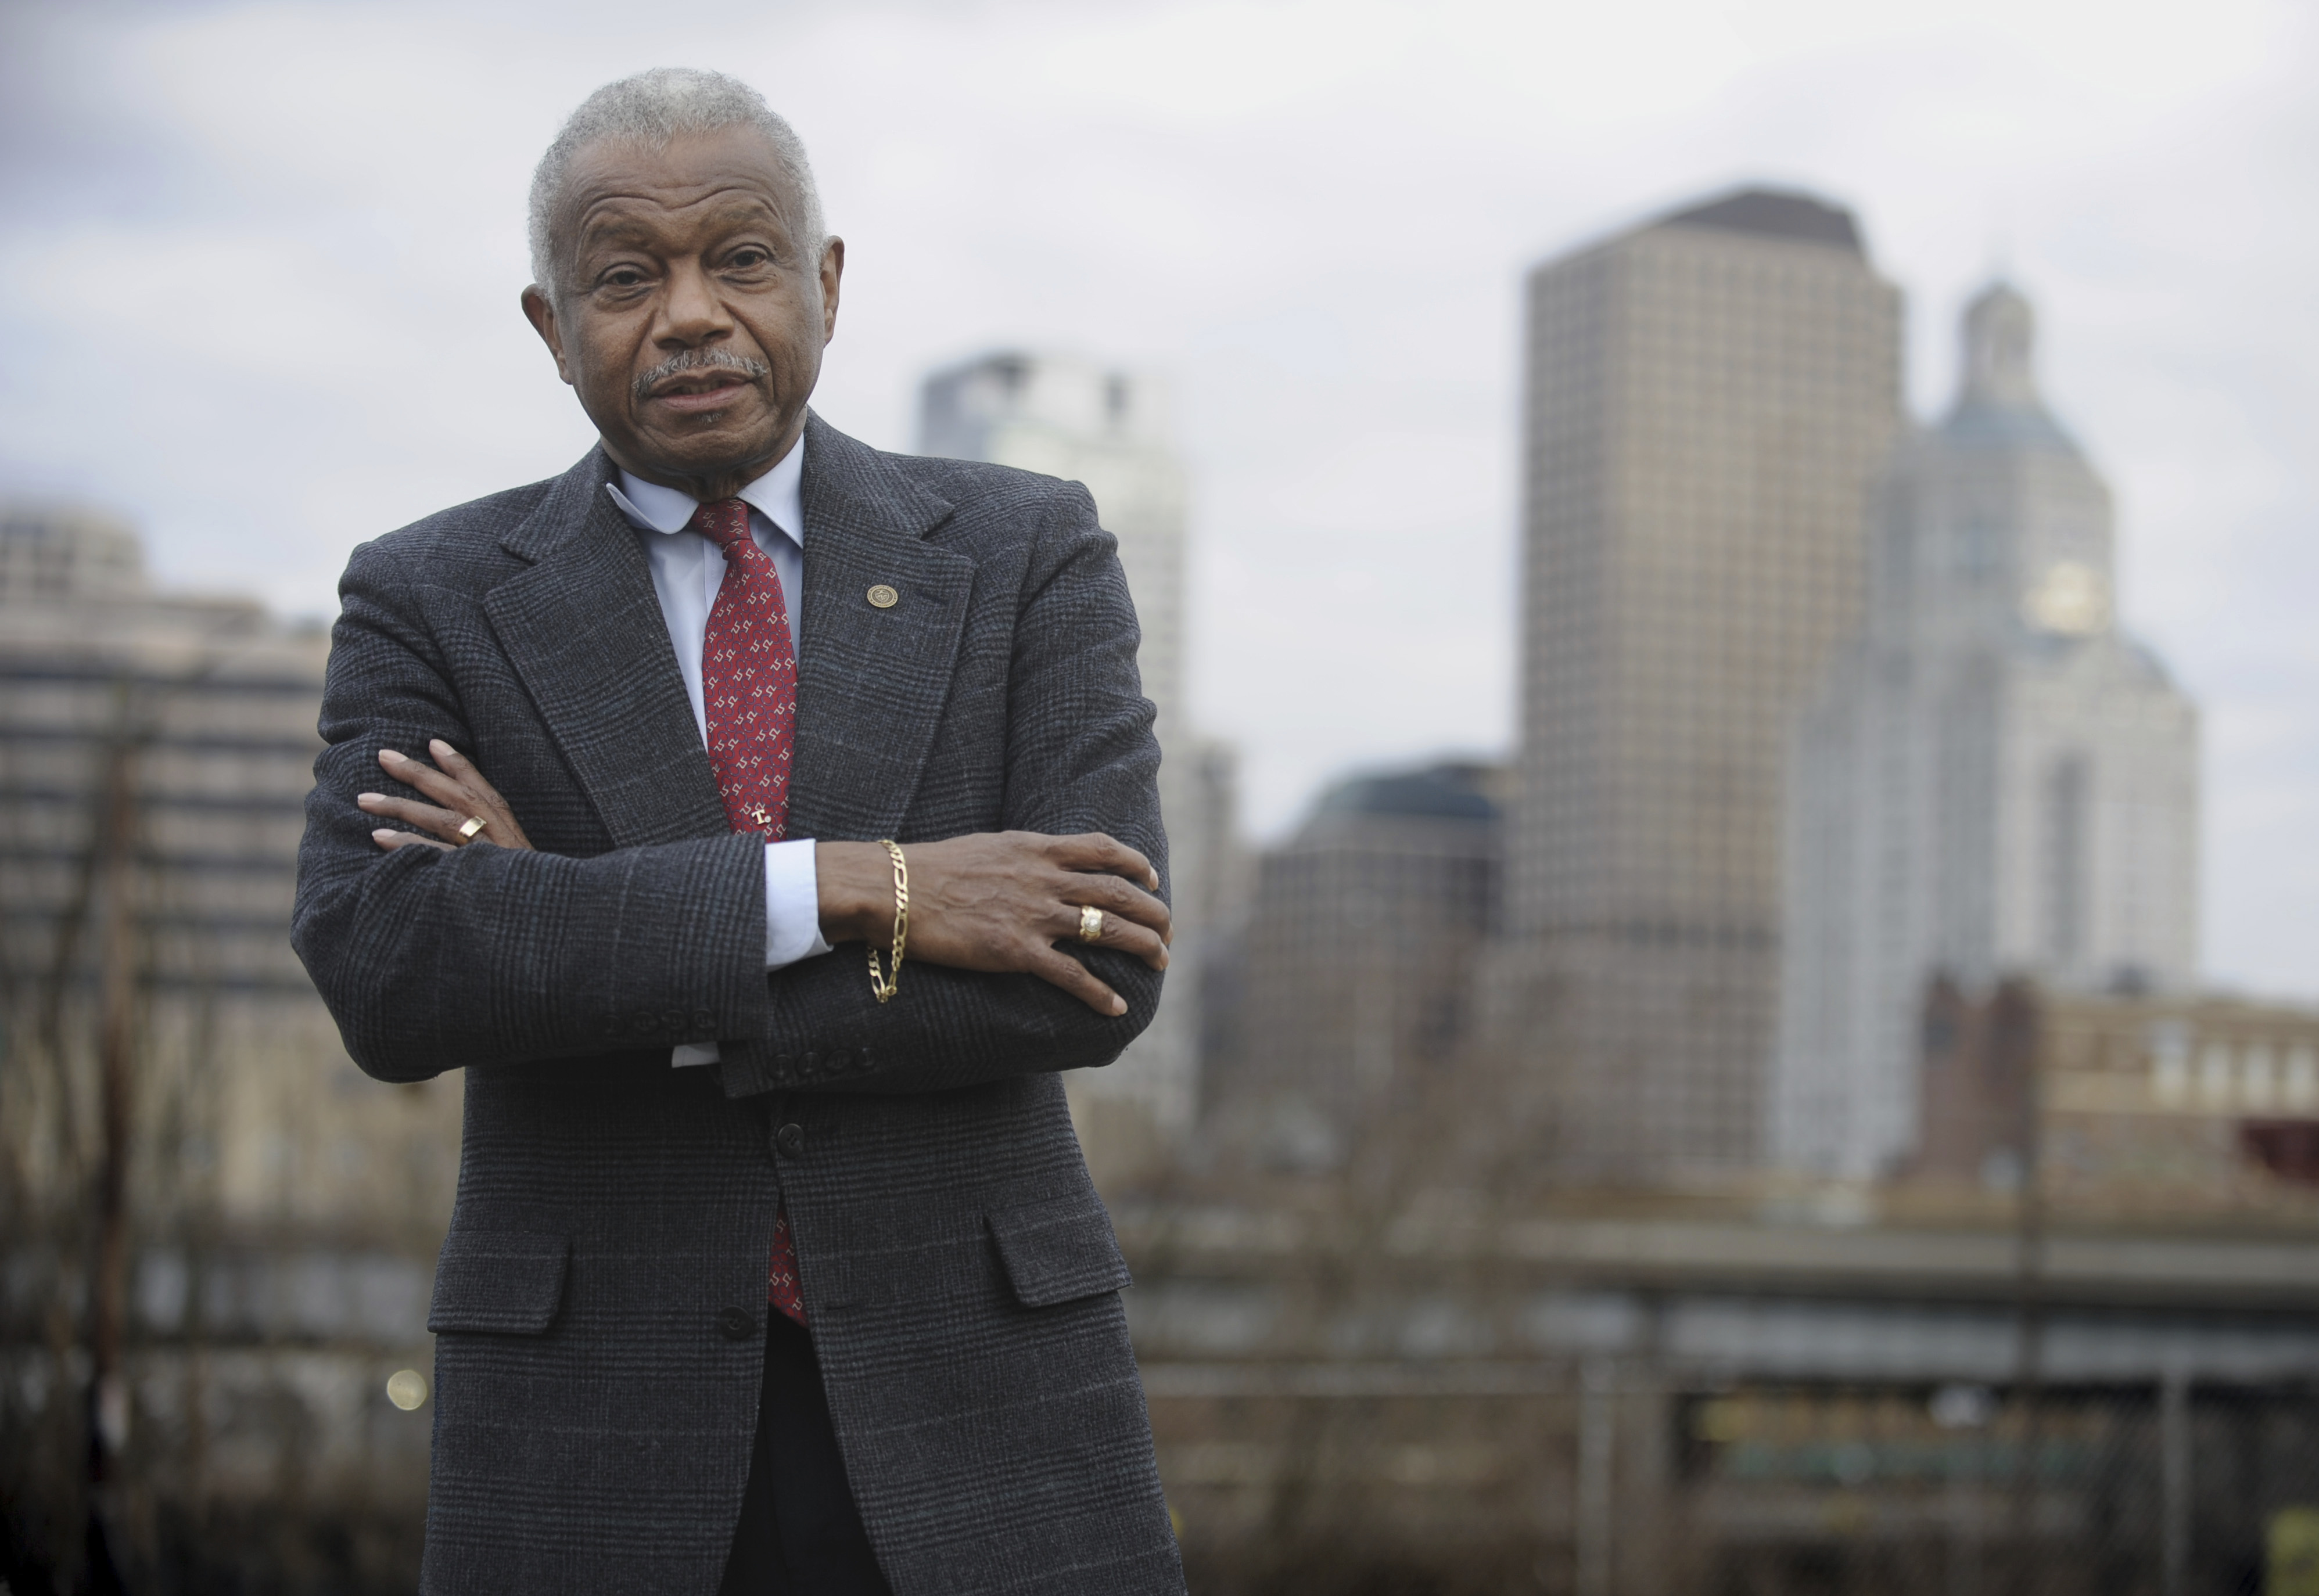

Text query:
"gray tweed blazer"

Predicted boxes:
[[292, 414, 1184, 1595]]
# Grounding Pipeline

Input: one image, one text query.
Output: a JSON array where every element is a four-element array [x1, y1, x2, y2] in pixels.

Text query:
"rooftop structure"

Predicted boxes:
[[1658, 186, 1866, 253]]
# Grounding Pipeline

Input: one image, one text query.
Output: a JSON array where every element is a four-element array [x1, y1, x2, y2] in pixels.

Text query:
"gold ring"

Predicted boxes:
[[457, 815, 489, 843], [1078, 905, 1104, 943]]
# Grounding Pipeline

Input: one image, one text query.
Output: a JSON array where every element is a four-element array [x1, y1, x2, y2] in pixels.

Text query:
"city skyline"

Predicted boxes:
[[5, 15, 2315, 1580], [0, 0, 2311, 1001]]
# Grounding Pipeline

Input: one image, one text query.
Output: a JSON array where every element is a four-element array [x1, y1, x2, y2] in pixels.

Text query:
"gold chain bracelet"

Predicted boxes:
[[866, 839, 909, 1003]]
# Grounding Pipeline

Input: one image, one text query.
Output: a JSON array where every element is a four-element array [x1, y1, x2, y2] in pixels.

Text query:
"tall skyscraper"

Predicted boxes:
[[919, 353, 1224, 1179], [1494, 188, 1905, 1181], [1772, 284, 2200, 1178]]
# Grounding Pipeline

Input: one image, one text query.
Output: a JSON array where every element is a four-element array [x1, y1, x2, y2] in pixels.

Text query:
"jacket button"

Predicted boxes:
[[776, 1123, 805, 1158], [716, 1307, 758, 1341]]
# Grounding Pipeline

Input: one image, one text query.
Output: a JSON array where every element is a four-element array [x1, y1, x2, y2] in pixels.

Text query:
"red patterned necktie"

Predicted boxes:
[[692, 497, 809, 1328]]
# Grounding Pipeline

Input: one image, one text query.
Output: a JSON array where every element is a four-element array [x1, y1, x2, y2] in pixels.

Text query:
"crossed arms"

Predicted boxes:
[[291, 498, 1171, 1097]]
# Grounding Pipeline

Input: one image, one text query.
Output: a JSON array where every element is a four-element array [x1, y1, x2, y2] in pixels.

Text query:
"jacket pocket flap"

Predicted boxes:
[[428, 1230, 568, 1335], [988, 1194, 1132, 1309]]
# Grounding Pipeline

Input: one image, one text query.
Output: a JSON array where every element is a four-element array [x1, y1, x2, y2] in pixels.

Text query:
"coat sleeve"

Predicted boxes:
[[719, 480, 1169, 1098], [290, 538, 776, 1083]]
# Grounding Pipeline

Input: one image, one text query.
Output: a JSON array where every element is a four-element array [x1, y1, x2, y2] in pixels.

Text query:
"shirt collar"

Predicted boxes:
[[602, 433, 806, 549]]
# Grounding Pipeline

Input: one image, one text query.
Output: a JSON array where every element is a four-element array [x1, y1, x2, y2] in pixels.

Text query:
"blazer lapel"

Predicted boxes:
[[483, 448, 728, 849], [788, 413, 974, 842]]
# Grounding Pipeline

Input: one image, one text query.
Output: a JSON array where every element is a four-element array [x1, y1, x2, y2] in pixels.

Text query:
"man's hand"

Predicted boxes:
[[818, 834, 1169, 1018], [358, 741, 536, 853]]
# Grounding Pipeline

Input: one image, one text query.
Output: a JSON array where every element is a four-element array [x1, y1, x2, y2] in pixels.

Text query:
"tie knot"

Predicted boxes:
[[690, 498, 754, 553]]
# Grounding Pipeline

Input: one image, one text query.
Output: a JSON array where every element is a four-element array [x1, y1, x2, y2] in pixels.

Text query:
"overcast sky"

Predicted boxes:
[[2, 0, 2313, 998]]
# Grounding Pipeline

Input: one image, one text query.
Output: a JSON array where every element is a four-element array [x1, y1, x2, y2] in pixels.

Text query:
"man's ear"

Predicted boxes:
[[818, 237, 845, 345], [520, 286, 576, 386]]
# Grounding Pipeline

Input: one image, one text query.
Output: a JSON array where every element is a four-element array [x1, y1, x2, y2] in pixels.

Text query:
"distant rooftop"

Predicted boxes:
[[1656, 187, 1864, 255], [917, 350, 1169, 460], [1314, 761, 1503, 824], [1, 502, 145, 606]]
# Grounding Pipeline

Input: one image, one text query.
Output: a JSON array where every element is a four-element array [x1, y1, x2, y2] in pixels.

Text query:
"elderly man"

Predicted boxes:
[[292, 69, 1184, 1596]]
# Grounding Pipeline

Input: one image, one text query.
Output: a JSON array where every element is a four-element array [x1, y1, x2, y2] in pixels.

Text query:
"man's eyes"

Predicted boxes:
[[586, 248, 776, 292]]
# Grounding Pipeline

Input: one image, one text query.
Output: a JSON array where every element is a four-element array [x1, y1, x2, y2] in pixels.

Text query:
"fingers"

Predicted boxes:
[[1097, 919, 1170, 972], [357, 790, 472, 842], [1025, 947, 1129, 1017], [378, 746, 466, 808], [1045, 832, 1159, 893], [368, 742, 534, 851], [1065, 868, 1173, 944], [371, 828, 452, 854], [1058, 901, 1169, 972], [427, 740, 524, 842], [428, 738, 491, 790]]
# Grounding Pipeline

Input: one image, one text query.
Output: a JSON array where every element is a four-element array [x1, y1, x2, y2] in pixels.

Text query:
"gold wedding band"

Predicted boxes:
[[457, 815, 489, 843], [1078, 905, 1105, 943]]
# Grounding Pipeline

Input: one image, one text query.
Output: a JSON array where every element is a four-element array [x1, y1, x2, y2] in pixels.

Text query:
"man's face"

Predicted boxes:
[[522, 124, 842, 495]]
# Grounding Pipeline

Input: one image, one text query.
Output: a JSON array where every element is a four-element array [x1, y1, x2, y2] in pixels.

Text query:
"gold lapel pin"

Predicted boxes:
[[866, 584, 899, 609]]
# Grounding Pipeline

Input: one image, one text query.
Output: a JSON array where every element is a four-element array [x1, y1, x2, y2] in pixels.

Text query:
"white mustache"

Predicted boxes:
[[633, 349, 769, 401]]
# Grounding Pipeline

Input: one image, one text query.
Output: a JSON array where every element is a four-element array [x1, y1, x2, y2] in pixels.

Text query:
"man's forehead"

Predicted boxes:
[[576, 186, 791, 241], [563, 130, 797, 232]]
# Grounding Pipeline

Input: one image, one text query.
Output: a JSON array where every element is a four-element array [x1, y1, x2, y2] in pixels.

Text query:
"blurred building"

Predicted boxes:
[[0, 504, 453, 1591], [1773, 285, 2200, 1178], [919, 352, 1236, 1183], [1912, 979, 2318, 1213], [1207, 761, 1503, 1170], [1491, 188, 1905, 1181], [0, 503, 461, 1232]]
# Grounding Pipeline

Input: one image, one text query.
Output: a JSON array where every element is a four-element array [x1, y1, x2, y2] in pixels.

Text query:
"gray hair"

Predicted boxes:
[[527, 67, 826, 305]]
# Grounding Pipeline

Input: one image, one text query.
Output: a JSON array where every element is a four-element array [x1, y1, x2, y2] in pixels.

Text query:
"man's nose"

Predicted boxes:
[[655, 258, 734, 344]]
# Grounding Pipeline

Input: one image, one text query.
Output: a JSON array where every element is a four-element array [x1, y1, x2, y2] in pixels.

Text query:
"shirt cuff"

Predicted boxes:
[[671, 839, 834, 1068], [765, 837, 834, 970]]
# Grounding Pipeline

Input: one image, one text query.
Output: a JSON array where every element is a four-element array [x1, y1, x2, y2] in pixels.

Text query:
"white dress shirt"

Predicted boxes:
[[602, 437, 830, 1066]]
